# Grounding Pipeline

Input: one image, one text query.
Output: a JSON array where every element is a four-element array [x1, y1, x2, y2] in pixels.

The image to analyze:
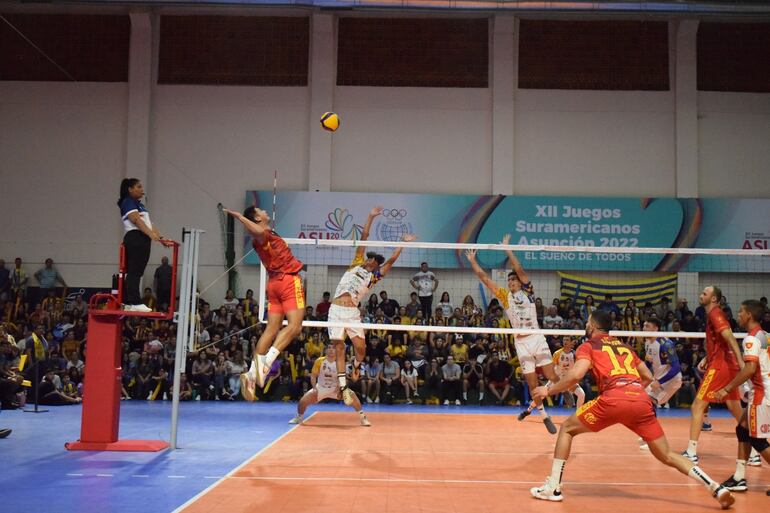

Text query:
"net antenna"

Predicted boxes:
[[272, 170, 278, 230]]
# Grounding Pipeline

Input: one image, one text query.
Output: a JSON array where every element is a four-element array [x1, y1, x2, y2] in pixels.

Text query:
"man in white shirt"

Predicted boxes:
[[410, 262, 438, 318]]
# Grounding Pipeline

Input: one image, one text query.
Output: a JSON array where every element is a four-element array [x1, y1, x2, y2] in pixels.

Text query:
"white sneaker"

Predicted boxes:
[[455, 399, 461, 406], [123, 304, 152, 313], [360, 414, 371, 427], [255, 354, 270, 388], [714, 486, 735, 509], [406, 399, 413, 405], [530, 479, 564, 502], [639, 443, 649, 451], [443, 400, 450, 405], [374, 397, 380, 404], [748, 453, 762, 466], [288, 414, 303, 425], [342, 388, 355, 406], [366, 397, 373, 404]]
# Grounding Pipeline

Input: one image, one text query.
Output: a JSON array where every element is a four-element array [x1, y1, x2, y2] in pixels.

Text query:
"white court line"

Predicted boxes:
[[170, 411, 316, 513], [95, 474, 114, 477], [168, 475, 187, 479], [223, 475, 769, 489], [65, 473, 83, 477], [132, 475, 149, 478]]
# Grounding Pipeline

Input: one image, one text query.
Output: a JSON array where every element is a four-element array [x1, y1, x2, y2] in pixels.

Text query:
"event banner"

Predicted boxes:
[[243, 191, 770, 272]]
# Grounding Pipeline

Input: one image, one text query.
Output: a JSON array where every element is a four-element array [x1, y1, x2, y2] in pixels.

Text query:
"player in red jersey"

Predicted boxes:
[[682, 286, 745, 463], [529, 310, 734, 509], [224, 206, 305, 400]]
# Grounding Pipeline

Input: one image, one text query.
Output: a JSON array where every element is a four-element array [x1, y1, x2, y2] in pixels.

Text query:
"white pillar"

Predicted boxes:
[[491, 15, 516, 196], [674, 20, 699, 199], [126, 11, 153, 187], [307, 13, 336, 192]]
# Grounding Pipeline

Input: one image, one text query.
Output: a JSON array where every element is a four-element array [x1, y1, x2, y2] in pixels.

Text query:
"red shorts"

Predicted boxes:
[[576, 387, 664, 442], [267, 274, 305, 316], [696, 365, 740, 403]]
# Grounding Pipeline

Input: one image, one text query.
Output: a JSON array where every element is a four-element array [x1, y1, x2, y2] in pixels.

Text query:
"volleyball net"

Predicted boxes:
[[254, 239, 770, 342]]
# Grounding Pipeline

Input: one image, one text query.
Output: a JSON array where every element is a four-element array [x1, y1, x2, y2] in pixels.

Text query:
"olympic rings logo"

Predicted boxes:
[[382, 208, 408, 220]]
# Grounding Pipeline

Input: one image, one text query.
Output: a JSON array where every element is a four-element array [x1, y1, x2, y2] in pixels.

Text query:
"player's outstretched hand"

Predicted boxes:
[[370, 206, 384, 217], [532, 385, 548, 402], [501, 234, 511, 245], [402, 233, 417, 242], [465, 249, 477, 261]]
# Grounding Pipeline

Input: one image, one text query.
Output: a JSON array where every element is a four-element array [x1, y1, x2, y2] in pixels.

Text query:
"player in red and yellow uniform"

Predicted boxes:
[[716, 299, 770, 493], [529, 310, 734, 509], [224, 206, 305, 400], [683, 286, 745, 463]]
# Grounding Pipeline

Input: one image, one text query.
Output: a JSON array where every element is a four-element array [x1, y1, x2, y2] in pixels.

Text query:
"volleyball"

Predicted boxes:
[[320, 112, 340, 132]]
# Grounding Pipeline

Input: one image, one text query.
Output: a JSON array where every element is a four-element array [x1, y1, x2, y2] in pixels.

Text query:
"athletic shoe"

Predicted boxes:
[[123, 303, 152, 313], [374, 397, 380, 404], [288, 414, 304, 425], [255, 354, 270, 388], [360, 415, 371, 427], [543, 416, 558, 435], [406, 399, 413, 405], [720, 476, 747, 492], [413, 392, 420, 398], [455, 399, 461, 406], [639, 443, 649, 451], [518, 408, 532, 421], [443, 400, 450, 405], [747, 453, 762, 467], [702, 422, 713, 432], [240, 372, 256, 402], [341, 387, 355, 406], [530, 479, 564, 502], [682, 451, 699, 464], [0, 429, 11, 439], [713, 486, 735, 509], [366, 397, 373, 404]]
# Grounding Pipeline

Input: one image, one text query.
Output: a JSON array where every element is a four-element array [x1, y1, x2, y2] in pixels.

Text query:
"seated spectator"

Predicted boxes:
[[229, 305, 248, 331], [213, 353, 232, 400], [142, 287, 157, 311], [467, 337, 487, 362], [379, 353, 400, 404], [463, 358, 485, 405], [378, 291, 399, 319], [385, 337, 407, 363], [61, 373, 79, 399], [226, 350, 247, 399], [367, 335, 386, 364], [430, 334, 449, 365], [401, 359, 419, 404], [440, 355, 462, 405], [38, 370, 81, 405], [405, 292, 421, 320], [172, 373, 193, 401], [597, 294, 621, 316], [222, 289, 239, 312], [542, 306, 564, 330], [461, 295, 479, 318], [437, 292, 453, 318], [133, 351, 157, 399], [304, 332, 324, 361], [657, 296, 673, 320], [423, 358, 441, 402], [60, 330, 80, 360], [406, 337, 428, 374], [304, 306, 317, 321], [564, 309, 584, 330], [450, 335, 468, 364], [191, 351, 214, 400], [65, 351, 84, 374], [315, 291, 331, 321], [486, 352, 513, 405], [361, 356, 381, 404], [366, 294, 379, 316]]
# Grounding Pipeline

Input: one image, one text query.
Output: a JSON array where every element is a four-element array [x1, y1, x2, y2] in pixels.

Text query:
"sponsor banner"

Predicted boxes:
[[244, 191, 770, 271]]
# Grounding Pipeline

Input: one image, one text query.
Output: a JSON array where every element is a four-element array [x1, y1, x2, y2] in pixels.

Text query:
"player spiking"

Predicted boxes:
[[717, 299, 770, 494], [224, 206, 305, 400], [530, 310, 734, 509], [465, 234, 559, 434], [328, 206, 415, 406], [289, 345, 371, 427], [683, 286, 745, 463]]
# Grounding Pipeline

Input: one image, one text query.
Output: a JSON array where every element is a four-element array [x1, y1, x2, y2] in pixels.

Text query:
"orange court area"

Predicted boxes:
[[178, 412, 769, 513]]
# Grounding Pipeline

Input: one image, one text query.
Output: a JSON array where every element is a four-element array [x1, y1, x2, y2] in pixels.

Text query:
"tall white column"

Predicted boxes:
[[126, 11, 153, 187], [307, 13, 336, 192], [674, 20, 699, 199], [491, 15, 516, 196]]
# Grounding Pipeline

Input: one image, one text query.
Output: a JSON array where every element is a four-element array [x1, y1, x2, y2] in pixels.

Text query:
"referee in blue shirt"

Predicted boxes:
[[117, 178, 173, 312]]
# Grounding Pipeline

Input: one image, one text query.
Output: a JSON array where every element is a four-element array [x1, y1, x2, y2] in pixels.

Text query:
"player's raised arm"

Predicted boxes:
[[223, 208, 266, 238], [355, 206, 383, 259], [379, 233, 415, 277], [465, 249, 498, 292], [502, 234, 530, 285]]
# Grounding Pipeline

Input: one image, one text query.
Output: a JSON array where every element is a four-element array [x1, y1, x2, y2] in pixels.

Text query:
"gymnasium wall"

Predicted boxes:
[[1, 9, 769, 306]]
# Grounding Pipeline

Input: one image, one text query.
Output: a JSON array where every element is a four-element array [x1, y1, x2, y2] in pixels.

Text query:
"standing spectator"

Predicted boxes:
[[440, 355, 462, 405], [315, 292, 331, 321], [463, 358, 485, 405], [34, 258, 67, 302], [0, 260, 9, 302], [118, 178, 173, 312], [437, 292, 453, 318], [10, 257, 28, 304], [597, 294, 620, 316], [486, 352, 513, 405], [153, 256, 173, 309], [410, 262, 438, 318], [401, 359, 419, 404], [222, 289, 239, 312], [378, 291, 399, 319], [379, 353, 401, 404]]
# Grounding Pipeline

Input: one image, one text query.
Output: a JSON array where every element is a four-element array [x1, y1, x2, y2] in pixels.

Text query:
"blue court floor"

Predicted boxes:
[[0, 401, 731, 513]]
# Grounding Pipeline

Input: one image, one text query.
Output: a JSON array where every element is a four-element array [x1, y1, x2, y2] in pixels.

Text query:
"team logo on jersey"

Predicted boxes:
[[761, 424, 770, 434], [583, 412, 598, 425], [745, 341, 753, 350]]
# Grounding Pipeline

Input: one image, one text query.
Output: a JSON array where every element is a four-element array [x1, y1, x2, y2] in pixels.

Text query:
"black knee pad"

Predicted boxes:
[[736, 424, 751, 443], [749, 436, 770, 453]]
